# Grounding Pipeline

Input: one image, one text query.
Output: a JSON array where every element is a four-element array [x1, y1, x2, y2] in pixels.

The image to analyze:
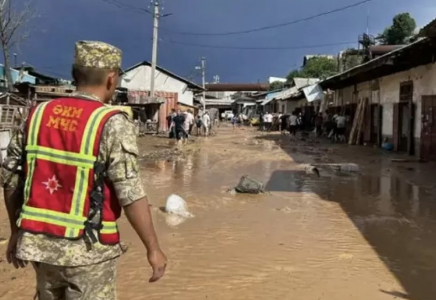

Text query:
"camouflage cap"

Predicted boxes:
[[74, 41, 122, 69]]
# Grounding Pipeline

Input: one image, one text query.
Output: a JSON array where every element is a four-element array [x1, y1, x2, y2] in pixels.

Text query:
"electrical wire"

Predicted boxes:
[[99, 0, 152, 15], [161, 38, 357, 50], [160, 0, 373, 36], [97, 0, 374, 36]]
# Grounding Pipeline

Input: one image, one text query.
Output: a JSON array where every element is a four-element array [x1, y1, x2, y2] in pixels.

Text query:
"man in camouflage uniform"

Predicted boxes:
[[2, 41, 167, 300]]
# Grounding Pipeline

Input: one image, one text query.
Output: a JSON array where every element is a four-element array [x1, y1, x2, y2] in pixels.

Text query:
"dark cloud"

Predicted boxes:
[[15, 0, 436, 82]]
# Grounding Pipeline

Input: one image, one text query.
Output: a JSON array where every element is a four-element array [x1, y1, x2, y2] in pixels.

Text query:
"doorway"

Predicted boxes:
[[364, 104, 382, 145], [421, 96, 436, 161], [393, 102, 415, 155]]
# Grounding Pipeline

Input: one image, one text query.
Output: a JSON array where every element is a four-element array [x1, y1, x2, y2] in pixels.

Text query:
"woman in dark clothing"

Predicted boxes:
[[280, 113, 289, 135], [172, 109, 187, 144]]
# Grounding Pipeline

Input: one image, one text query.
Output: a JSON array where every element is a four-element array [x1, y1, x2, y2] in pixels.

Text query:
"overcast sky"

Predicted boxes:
[[14, 0, 436, 84]]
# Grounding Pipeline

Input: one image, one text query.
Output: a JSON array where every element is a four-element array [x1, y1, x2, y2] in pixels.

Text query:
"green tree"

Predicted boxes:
[[286, 57, 338, 84], [342, 54, 363, 71], [286, 69, 301, 82], [378, 13, 416, 45], [300, 56, 338, 79], [269, 80, 285, 91]]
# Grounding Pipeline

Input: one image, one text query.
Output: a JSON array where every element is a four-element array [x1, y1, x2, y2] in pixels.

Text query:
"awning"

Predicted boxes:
[[302, 84, 323, 102], [275, 87, 298, 100], [261, 98, 275, 106]]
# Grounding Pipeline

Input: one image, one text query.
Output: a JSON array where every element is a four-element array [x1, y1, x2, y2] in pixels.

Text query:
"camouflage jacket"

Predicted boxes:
[[1, 92, 146, 267]]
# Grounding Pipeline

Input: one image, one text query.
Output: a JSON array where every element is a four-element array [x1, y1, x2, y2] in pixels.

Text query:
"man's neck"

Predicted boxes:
[[76, 86, 106, 102]]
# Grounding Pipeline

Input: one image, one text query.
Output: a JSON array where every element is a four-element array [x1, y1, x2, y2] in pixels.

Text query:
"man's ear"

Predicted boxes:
[[107, 70, 117, 90]]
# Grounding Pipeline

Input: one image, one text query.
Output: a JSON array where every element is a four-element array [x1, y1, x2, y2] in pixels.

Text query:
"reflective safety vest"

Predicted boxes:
[[18, 98, 123, 245]]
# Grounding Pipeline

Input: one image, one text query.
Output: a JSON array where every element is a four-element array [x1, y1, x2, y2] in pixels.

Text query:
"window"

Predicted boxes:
[[400, 81, 413, 102]]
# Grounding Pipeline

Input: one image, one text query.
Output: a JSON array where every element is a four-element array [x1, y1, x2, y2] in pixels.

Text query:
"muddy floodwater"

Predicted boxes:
[[1, 126, 436, 300]]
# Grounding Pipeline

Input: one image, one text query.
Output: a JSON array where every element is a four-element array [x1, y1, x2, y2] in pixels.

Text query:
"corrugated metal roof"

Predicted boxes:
[[205, 83, 269, 92], [293, 78, 320, 89], [320, 37, 430, 89], [123, 61, 204, 90], [419, 17, 436, 37]]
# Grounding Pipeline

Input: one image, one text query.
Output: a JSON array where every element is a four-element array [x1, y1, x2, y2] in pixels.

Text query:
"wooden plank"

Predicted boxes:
[[348, 99, 362, 145], [356, 98, 368, 145]]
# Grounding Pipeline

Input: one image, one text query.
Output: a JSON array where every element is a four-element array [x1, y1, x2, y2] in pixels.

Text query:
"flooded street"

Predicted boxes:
[[1, 126, 436, 299]]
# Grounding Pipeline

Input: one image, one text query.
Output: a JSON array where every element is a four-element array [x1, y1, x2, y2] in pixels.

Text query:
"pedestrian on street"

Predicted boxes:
[[185, 109, 195, 135], [195, 115, 203, 136], [335, 113, 347, 143], [289, 111, 298, 139], [1, 41, 167, 300], [231, 115, 238, 131], [168, 108, 177, 139], [280, 112, 288, 135], [173, 109, 187, 145], [202, 111, 211, 136], [264, 112, 273, 132], [259, 112, 265, 132]]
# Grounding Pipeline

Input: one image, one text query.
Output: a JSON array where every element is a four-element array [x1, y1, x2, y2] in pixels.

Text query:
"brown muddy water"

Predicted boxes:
[[1, 126, 436, 300]]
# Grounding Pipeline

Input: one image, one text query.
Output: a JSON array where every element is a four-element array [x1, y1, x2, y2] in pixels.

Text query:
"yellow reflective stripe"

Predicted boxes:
[[70, 106, 119, 229], [24, 102, 50, 204], [21, 206, 86, 229], [28, 102, 50, 146], [81, 107, 119, 155], [67, 166, 90, 238], [26, 145, 96, 168], [101, 221, 118, 234], [23, 158, 36, 205]]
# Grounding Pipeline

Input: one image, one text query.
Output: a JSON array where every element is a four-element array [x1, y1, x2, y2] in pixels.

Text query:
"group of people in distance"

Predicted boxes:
[[260, 110, 348, 143], [167, 109, 212, 145]]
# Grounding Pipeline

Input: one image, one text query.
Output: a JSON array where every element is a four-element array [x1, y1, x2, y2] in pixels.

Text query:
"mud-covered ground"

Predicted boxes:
[[1, 125, 436, 300]]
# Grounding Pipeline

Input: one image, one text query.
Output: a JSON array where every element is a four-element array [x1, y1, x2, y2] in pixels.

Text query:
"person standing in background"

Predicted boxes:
[[280, 113, 289, 135], [264, 112, 273, 132], [289, 111, 298, 139], [202, 111, 211, 136], [195, 115, 203, 136], [185, 109, 195, 136], [172, 109, 187, 145], [231, 114, 238, 131]]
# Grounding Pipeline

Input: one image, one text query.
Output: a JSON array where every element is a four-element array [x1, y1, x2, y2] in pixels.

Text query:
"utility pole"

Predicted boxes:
[[195, 57, 207, 112], [201, 57, 206, 112], [149, 1, 160, 99]]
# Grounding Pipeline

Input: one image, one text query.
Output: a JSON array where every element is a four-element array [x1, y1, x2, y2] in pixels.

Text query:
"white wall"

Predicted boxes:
[[120, 65, 194, 106], [379, 63, 436, 138], [332, 62, 436, 139]]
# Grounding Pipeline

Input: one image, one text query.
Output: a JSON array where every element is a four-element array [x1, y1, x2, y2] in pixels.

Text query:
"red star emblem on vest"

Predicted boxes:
[[42, 175, 62, 195]]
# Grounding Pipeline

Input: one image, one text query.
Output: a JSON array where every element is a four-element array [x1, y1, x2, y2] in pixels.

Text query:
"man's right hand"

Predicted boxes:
[[148, 249, 167, 283], [6, 232, 27, 269]]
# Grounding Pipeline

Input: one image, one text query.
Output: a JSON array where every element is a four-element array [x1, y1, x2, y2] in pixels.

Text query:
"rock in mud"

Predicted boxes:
[[234, 176, 265, 194], [165, 194, 194, 218]]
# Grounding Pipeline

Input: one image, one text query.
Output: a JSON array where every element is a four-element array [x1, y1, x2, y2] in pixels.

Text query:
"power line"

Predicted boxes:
[[161, 38, 357, 50], [99, 0, 152, 15], [96, 0, 374, 37], [160, 0, 373, 36]]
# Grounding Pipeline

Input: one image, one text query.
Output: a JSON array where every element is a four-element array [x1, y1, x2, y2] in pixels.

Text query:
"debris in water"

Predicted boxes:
[[234, 176, 265, 194], [305, 165, 320, 177], [311, 163, 360, 173], [165, 214, 188, 227], [165, 194, 194, 218]]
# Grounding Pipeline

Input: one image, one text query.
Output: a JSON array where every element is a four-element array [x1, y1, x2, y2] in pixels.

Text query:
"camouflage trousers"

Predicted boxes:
[[32, 258, 117, 300]]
